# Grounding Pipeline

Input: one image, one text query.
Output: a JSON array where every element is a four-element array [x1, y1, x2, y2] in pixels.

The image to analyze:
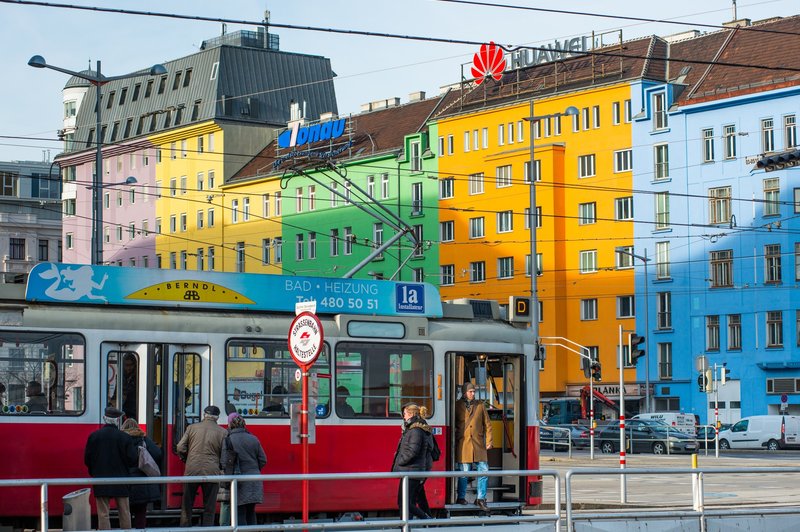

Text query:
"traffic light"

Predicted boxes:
[[629, 334, 646, 366], [704, 368, 713, 392], [721, 363, 731, 385], [590, 361, 602, 381], [697, 374, 706, 392], [581, 357, 591, 379]]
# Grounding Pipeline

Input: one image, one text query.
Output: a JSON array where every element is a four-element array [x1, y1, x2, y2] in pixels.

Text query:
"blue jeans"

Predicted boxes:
[[457, 461, 489, 500]]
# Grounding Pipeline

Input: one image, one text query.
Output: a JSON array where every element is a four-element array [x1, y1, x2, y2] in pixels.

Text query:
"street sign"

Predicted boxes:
[[288, 311, 324, 369], [781, 394, 788, 404]]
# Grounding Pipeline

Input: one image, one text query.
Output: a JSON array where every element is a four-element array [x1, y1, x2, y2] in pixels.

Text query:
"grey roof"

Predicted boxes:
[[64, 70, 100, 89], [66, 37, 337, 153]]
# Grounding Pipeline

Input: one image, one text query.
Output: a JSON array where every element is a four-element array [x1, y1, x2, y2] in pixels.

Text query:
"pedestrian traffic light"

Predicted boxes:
[[590, 361, 602, 381], [629, 334, 646, 366], [697, 374, 706, 392], [721, 363, 731, 385]]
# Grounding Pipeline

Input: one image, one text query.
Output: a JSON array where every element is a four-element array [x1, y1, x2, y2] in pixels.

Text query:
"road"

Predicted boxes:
[[538, 448, 800, 510]]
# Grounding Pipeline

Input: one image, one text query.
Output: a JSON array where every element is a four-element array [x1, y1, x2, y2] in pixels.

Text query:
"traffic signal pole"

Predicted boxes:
[[619, 325, 627, 503], [714, 363, 720, 458]]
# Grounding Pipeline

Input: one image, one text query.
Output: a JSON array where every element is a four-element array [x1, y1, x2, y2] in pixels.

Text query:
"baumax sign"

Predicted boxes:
[[506, 36, 590, 70]]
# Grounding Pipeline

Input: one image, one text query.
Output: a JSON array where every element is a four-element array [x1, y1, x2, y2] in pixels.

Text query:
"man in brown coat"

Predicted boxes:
[[454, 382, 493, 512], [177, 405, 227, 526]]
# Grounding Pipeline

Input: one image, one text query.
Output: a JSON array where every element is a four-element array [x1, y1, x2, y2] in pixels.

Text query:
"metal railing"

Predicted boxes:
[[0, 469, 561, 532]]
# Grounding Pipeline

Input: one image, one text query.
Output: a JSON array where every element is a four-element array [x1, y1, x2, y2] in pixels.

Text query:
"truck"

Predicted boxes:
[[543, 386, 627, 425]]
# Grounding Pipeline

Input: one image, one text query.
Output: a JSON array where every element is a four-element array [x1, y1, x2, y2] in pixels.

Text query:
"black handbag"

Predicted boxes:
[[222, 435, 238, 474]]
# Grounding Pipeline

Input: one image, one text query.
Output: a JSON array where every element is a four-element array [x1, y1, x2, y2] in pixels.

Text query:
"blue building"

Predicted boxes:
[[631, 16, 800, 424]]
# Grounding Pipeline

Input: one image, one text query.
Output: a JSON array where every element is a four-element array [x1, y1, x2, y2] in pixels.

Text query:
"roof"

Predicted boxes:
[[66, 40, 337, 153], [64, 70, 100, 89], [230, 93, 454, 184]]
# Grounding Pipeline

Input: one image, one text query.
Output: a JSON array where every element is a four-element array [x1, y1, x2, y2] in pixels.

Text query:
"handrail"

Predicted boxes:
[[0, 469, 561, 532]]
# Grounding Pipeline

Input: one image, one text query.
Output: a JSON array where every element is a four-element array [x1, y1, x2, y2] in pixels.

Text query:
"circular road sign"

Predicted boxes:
[[781, 394, 789, 403], [288, 311, 324, 369]]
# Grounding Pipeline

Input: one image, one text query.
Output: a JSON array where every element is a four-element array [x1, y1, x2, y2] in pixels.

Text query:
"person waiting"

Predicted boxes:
[[336, 386, 356, 418], [262, 385, 288, 416], [25, 381, 48, 413]]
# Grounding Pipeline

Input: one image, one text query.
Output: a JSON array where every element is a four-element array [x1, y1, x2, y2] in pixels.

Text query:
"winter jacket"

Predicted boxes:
[[176, 417, 226, 476], [454, 398, 493, 463], [84, 424, 138, 497], [221, 428, 267, 505], [391, 416, 431, 472], [124, 428, 163, 504]]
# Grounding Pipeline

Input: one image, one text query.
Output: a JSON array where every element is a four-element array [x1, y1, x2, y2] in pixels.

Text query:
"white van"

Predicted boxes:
[[632, 412, 697, 436], [718, 415, 800, 450]]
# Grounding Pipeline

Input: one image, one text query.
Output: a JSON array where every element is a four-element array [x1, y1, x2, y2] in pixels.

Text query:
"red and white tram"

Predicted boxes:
[[0, 263, 541, 521]]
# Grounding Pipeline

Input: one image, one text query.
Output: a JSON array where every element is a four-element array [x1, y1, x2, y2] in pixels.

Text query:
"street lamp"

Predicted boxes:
[[617, 247, 652, 412], [523, 101, 579, 414], [28, 55, 167, 265]]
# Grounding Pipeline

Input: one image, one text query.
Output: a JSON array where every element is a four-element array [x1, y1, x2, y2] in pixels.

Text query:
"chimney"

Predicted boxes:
[[320, 112, 337, 121], [722, 18, 751, 28], [408, 91, 426, 102]]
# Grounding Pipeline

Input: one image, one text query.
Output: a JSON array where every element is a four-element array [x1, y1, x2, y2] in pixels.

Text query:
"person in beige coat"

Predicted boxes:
[[177, 405, 227, 527], [454, 382, 493, 512]]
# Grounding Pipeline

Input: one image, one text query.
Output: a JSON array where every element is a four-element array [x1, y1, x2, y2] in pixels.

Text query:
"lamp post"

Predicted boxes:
[[523, 101, 579, 415], [29, 55, 166, 265], [617, 247, 652, 412]]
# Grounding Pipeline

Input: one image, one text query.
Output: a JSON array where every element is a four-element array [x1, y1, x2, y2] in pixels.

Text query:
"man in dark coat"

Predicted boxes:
[[84, 407, 138, 529], [455, 382, 493, 512]]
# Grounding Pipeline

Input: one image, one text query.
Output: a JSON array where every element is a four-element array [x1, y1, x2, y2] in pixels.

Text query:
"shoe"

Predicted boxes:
[[456, 498, 468, 505], [476, 499, 490, 512]]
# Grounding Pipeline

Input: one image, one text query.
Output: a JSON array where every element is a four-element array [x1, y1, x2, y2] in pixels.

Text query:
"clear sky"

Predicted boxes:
[[0, 0, 795, 163]]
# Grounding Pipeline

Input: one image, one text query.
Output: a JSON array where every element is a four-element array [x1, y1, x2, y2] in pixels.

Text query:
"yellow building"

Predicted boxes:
[[433, 35, 659, 405]]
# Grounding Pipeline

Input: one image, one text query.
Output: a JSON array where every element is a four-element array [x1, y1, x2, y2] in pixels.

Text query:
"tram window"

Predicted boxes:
[[226, 340, 331, 418], [0, 332, 85, 416], [106, 351, 138, 420], [335, 342, 433, 419], [172, 352, 202, 446]]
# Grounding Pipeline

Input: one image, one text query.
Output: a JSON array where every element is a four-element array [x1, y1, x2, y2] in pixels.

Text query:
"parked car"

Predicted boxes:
[[719, 415, 800, 450], [633, 412, 698, 437], [596, 419, 698, 455], [539, 424, 571, 452], [696, 424, 731, 449]]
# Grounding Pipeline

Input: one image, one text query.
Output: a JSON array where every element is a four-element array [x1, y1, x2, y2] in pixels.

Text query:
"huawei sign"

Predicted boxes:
[[471, 41, 506, 85]]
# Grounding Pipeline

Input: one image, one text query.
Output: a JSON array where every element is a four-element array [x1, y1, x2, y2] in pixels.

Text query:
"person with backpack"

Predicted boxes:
[[391, 403, 433, 520], [121, 418, 162, 529]]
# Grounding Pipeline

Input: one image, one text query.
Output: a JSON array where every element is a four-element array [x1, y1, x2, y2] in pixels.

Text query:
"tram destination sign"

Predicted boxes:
[[25, 263, 443, 317]]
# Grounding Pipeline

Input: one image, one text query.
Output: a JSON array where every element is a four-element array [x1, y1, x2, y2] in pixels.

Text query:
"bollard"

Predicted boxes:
[[691, 453, 704, 512], [62, 488, 91, 531]]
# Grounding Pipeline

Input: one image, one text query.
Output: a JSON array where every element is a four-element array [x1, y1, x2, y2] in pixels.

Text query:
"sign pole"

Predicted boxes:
[[288, 310, 324, 530]]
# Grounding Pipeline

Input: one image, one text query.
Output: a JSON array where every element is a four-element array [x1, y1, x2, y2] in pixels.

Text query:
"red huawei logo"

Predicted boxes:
[[471, 41, 506, 85]]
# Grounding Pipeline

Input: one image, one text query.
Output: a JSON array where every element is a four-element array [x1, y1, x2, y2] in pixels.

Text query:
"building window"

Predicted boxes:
[[309, 232, 317, 260], [612, 102, 621, 125], [579, 250, 597, 273], [309, 185, 316, 211], [169, 215, 177, 233], [625, 99, 632, 122], [706, 315, 720, 351], [441, 265, 455, 286], [235, 242, 245, 273], [614, 149, 633, 172], [330, 182, 339, 208], [710, 250, 733, 287], [372, 223, 383, 256], [580, 299, 598, 320], [592, 105, 600, 128], [762, 118, 775, 153], [524, 160, 541, 183], [702, 128, 715, 162], [344, 227, 353, 256], [482, 127, 489, 148], [196, 210, 204, 229], [617, 295, 634, 318], [180, 213, 187, 232], [728, 314, 742, 350], [463, 131, 471, 152], [9, 238, 25, 260], [657, 291, 672, 329], [723, 124, 737, 159], [447, 135, 454, 155], [275, 192, 282, 216], [440, 221, 454, 242], [656, 241, 670, 279], [615, 196, 633, 220], [497, 257, 514, 279], [785, 115, 797, 149], [709, 186, 732, 224], [572, 113, 579, 132], [410, 140, 422, 172], [496, 211, 513, 233], [207, 248, 214, 271], [578, 202, 596, 225], [763, 177, 780, 216], [582, 107, 590, 130], [497, 124, 505, 146], [274, 238, 282, 263], [468, 172, 484, 195], [66, 233, 73, 250], [469, 217, 485, 239], [330, 229, 339, 257], [296, 234, 304, 261], [381, 174, 390, 199], [655, 192, 670, 229], [654, 144, 669, 179], [653, 92, 668, 130], [658, 343, 673, 380], [469, 261, 485, 283], [367, 176, 375, 198], [616, 246, 634, 269], [296, 187, 303, 213], [767, 311, 783, 347], [765, 244, 782, 283], [411, 182, 423, 215], [438, 136, 444, 156], [207, 209, 215, 228], [440, 177, 454, 199], [231, 199, 239, 223], [496, 165, 512, 188], [796, 242, 800, 281], [473, 129, 479, 150], [578, 154, 596, 178], [242, 197, 250, 221]]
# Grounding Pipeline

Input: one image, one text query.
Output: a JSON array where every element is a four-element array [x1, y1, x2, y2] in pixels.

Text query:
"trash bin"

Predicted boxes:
[[63, 488, 91, 531]]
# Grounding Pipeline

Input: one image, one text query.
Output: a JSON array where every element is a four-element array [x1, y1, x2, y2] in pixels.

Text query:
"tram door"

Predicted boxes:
[[449, 353, 524, 504]]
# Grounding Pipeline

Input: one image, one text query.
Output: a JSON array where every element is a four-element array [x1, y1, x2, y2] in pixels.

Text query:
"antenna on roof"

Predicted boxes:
[[221, 23, 227, 36]]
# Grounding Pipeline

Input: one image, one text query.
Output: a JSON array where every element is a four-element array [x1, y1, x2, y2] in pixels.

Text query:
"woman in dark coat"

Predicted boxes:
[[391, 403, 432, 520], [121, 418, 162, 529], [221, 415, 267, 525]]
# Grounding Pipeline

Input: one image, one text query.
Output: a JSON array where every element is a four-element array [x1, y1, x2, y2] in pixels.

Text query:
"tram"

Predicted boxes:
[[0, 263, 541, 520]]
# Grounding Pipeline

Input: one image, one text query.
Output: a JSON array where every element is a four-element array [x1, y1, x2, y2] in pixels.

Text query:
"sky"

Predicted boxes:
[[0, 0, 796, 163]]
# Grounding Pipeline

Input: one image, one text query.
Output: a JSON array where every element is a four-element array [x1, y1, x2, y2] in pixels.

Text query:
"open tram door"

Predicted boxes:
[[102, 342, 210, 510], [448, 352, 525, 512]]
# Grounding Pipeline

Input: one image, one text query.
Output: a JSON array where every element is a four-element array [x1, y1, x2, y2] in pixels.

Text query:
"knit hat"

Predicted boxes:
[[462, 382, 476, 394], [227, 412, 240, 425]]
